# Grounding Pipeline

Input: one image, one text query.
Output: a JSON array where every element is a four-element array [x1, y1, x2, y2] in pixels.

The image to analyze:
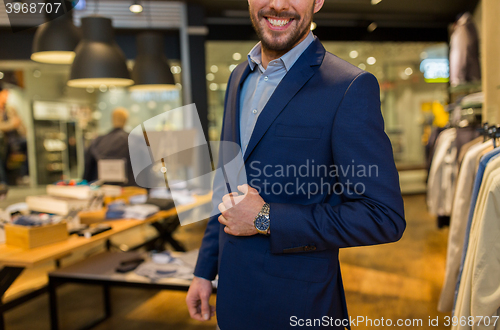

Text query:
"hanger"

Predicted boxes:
[[478, 123, 489, 142], [489, 126, 499, 148]]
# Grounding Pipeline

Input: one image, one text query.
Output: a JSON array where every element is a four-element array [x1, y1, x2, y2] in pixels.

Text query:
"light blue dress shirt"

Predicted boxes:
[[453, 148, 500, 312], [239, 32, 315, 155]]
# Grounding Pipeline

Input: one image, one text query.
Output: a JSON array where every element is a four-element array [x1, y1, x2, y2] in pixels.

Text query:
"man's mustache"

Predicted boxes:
[[257, 9, 300, 20]]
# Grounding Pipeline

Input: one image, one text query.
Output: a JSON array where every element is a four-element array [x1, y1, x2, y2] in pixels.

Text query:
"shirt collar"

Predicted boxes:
[[247, 31, 315, 72]]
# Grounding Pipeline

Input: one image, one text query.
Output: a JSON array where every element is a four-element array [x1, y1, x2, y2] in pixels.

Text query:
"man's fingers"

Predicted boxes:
[[200, 293, 212, 321], [218, 215, 228, 226], [211, 305, 216, 317], [222, 195, 245, 209], [218, 202, 227, 213], [222, 193, 236, 208], [237, 184, 249, 194], [186, 293, 205, 321], [222, 192, 239, 204], [222, 192, 242, 209], [224, 225, 233, 235], [186, 300, 202, 321]]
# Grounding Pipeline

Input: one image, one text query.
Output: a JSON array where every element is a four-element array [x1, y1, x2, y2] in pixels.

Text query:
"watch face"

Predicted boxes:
[[255, 215, 270, 231]]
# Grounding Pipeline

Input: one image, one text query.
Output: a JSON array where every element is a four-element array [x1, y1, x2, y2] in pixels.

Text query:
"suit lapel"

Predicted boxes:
[[243, 38, 325, 162], [223, 62, 251, 147]]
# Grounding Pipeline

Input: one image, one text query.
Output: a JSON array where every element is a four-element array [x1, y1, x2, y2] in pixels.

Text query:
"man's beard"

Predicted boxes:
[[250, 7, 312, 53]]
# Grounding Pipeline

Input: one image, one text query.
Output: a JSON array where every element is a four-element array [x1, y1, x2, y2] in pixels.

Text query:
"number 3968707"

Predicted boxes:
[[5, 2, 62, 14], [444, 316, 499, 327]]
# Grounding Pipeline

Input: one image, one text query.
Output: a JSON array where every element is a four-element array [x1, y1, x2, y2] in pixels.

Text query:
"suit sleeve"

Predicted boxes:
[[193, 71, 236, 280], [269, 72, 406, 254]]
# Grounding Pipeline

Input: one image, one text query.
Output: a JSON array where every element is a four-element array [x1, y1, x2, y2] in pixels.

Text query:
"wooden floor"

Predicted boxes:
[[3, 194, 451, 329], [339, 194, 451, 329]]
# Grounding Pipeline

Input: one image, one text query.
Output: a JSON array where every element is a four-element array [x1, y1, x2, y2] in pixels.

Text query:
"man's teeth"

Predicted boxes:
[[267, 18, 290, 27]]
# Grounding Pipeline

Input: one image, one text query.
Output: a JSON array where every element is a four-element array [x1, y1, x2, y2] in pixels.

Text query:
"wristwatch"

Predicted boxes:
[[254, 203, 270, 235]]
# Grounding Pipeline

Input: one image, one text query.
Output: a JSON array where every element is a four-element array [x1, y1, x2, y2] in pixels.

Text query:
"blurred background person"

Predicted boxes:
[[0, 84, 27, 192], [83, 107, 136, 186]]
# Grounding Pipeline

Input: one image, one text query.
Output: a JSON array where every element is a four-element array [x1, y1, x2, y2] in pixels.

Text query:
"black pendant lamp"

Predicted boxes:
[[67, 16, 133, 88], [31, 1, 81, 64], [130, 32, 176, 91]]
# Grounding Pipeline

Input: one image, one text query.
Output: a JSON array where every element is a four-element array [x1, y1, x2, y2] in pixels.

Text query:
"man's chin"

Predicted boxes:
[[261, 41, 290, 52], [259, 33, 289, 49], [261, 34, 301, 52]]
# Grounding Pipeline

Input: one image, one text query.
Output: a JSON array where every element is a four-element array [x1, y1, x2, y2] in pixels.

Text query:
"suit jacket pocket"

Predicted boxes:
[[275, 124, 323, 139], [263, 251, 329, 283]]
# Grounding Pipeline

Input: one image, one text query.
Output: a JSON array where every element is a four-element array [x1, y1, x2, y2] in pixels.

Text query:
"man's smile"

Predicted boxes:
[[263, 16, 295, 31]]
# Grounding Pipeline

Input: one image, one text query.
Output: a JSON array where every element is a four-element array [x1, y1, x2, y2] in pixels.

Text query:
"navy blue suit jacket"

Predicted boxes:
[[194, 38, 406, 329]]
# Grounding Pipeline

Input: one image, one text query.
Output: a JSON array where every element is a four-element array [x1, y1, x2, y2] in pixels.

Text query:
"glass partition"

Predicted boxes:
[[205, 41, 449, 168]]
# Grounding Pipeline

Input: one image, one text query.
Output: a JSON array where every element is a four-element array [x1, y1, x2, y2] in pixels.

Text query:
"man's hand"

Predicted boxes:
[[186, 276, 216, 321], [218, 184, 265, 236]]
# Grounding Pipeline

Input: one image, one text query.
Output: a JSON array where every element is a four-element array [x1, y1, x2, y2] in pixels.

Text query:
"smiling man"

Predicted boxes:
[[186, 0, 406, 329]]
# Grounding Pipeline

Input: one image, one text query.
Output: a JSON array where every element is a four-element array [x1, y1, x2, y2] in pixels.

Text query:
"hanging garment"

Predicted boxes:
[[476, 146, 495, 170], [428, 129, 458, 217], [438, 140, 492, 312], [426, 126, 447, 174], [427, 127, 479, 180], [453, 147, 500, 309], [452, 158, 500, 330], [458, 137, 484, 169], [455, 127, 481, 164], [433, 127, 481, 228], [449, 12, 481, 86]]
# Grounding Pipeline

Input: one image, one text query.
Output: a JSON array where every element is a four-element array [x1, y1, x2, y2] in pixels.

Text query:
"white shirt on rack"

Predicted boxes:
[[453, 156, 500, 330], [439, 140, 493, 312], [427, 128, 458, 217]]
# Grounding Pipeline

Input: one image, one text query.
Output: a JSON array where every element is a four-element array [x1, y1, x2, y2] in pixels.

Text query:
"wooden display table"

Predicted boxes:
[[0, 193, 212, 330]]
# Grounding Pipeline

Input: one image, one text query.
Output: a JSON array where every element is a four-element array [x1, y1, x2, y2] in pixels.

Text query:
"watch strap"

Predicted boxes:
[[259, 203, 270, 216]]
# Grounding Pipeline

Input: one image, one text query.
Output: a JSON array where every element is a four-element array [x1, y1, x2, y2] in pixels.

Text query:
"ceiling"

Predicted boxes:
[[182, 0, 479, 29]]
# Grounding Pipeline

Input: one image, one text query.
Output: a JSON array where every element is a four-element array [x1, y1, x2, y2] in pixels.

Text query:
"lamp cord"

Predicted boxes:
[[94, 0, 99, 14]]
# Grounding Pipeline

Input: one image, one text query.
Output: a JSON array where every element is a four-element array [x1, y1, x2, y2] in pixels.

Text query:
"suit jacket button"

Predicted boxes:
[[304, 245, 316, 251]]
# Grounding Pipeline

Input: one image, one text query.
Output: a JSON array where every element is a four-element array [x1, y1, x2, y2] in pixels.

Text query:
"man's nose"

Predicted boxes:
[[268, 0, 290, 13]]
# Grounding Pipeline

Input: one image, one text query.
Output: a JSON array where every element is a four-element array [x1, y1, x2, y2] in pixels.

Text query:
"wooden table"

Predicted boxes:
[[48, 251, 217, 330], [0, 193, 212, 330]]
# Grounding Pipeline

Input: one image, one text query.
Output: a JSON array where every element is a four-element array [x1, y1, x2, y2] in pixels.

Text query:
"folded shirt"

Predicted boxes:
[[11, 214, 62, 227], [134, 250, 198, 281], [123, 204, 160, 220], [105, 202, 160, 220]]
